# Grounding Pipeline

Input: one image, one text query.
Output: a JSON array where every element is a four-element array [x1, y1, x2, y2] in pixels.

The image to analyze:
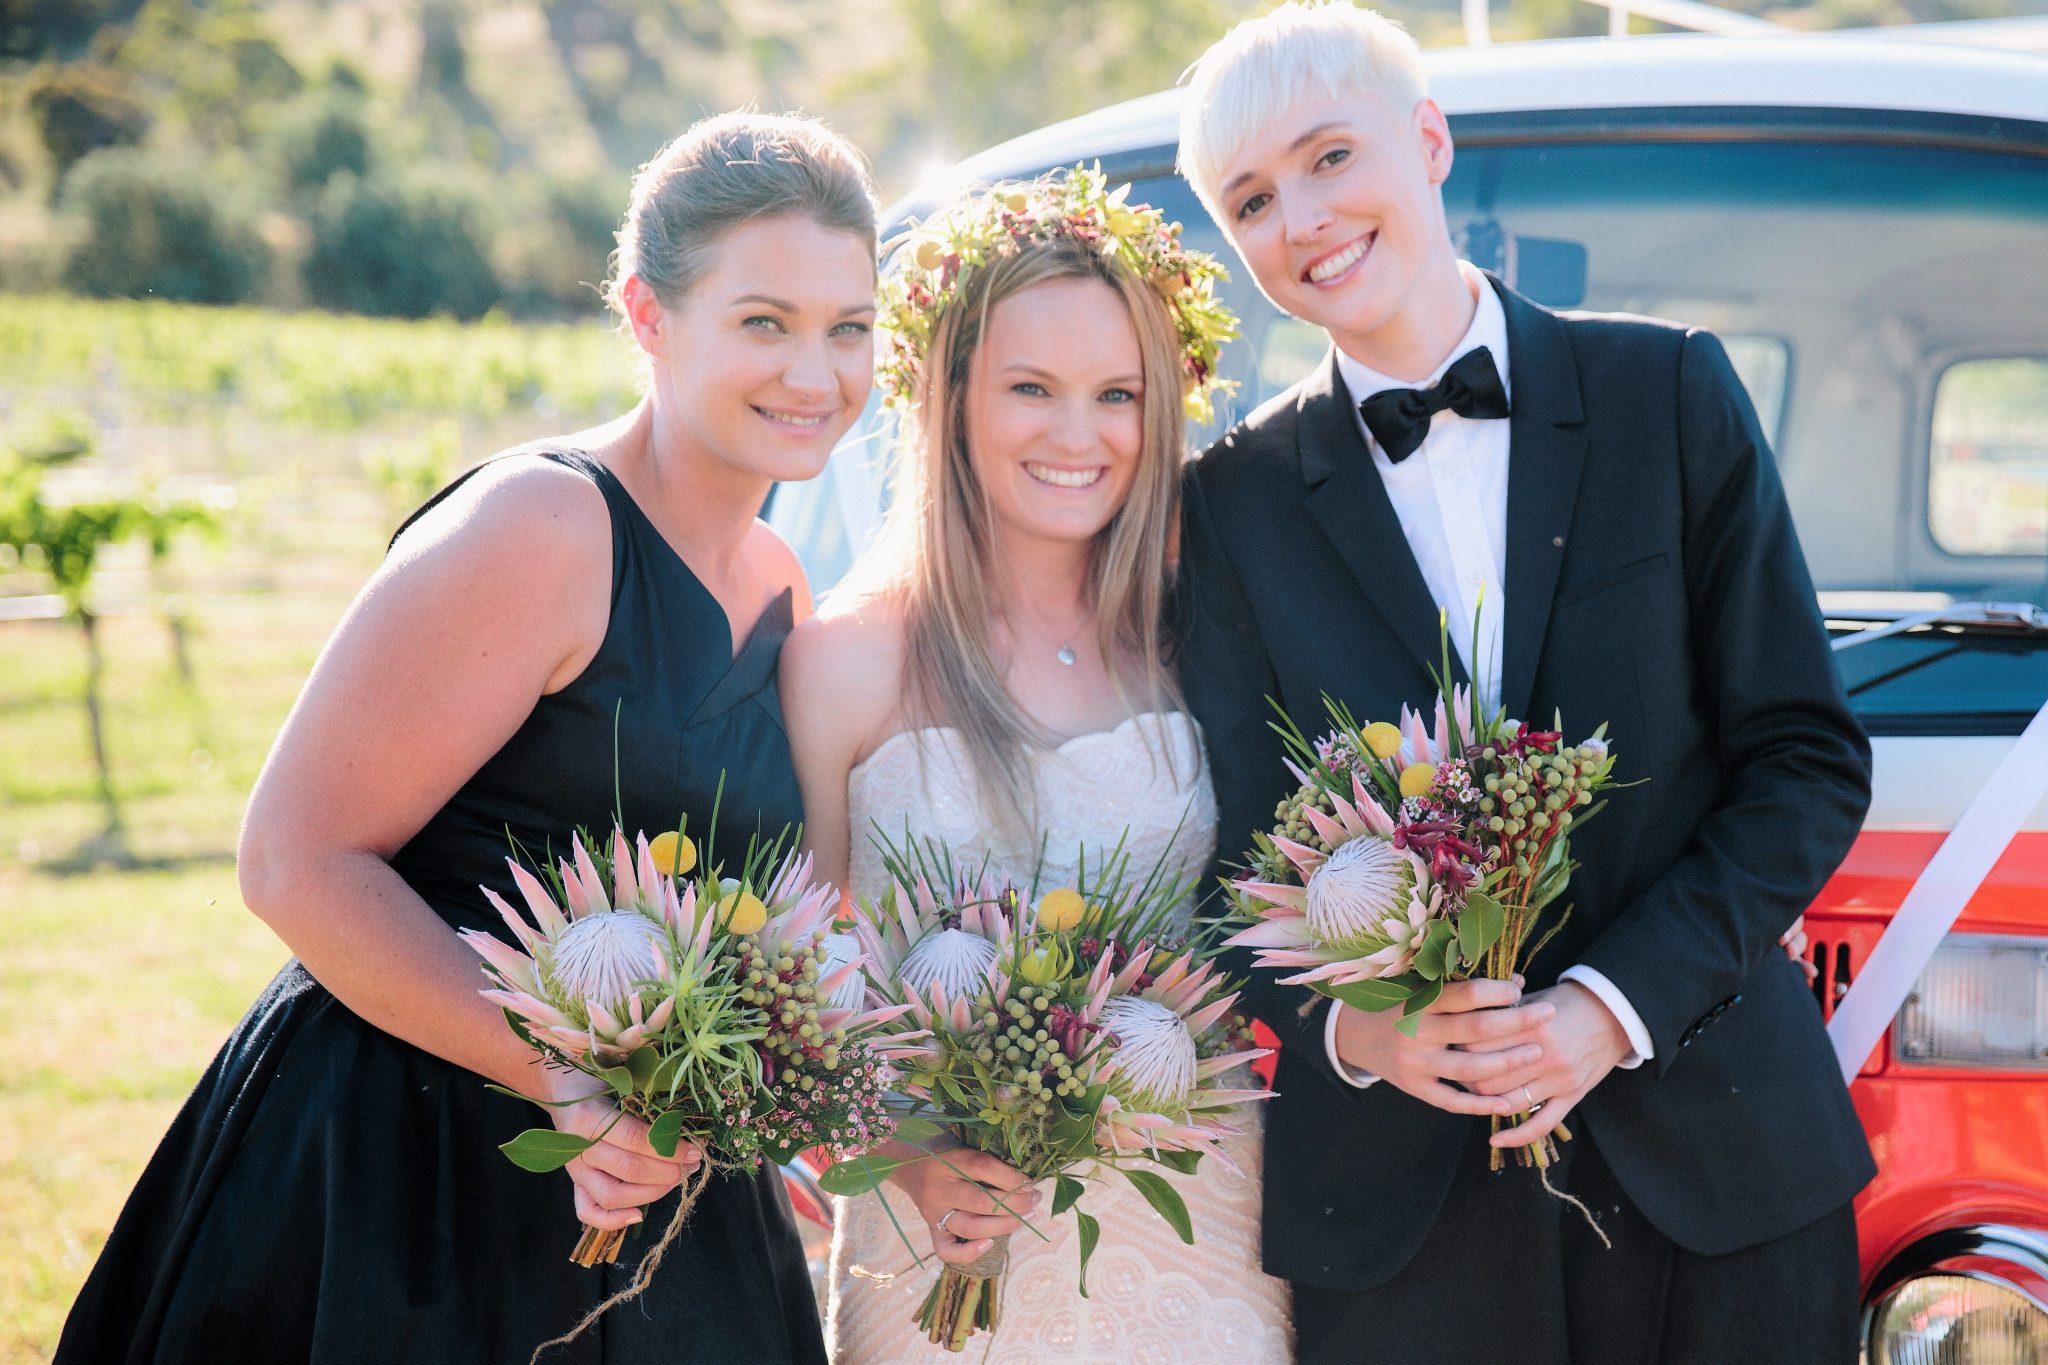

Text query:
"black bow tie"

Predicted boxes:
[[1357, 345, 1511, 463]]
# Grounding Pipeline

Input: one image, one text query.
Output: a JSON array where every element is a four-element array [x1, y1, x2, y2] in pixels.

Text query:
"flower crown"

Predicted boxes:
[[876, 164, 1241, 423]]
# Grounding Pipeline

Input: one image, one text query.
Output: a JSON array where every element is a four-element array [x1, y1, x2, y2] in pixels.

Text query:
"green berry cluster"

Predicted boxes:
[[1274, 784, 1332, 854], [729, 937, 848, 1088], [967, 992, 1084, 1122], [1474, 746, 1601, 874]]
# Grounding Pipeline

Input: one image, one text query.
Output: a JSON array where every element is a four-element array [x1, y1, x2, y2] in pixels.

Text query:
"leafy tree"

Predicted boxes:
[[0, 0, 136, 61], [24, 61, 151, 187], [59, 147, 266, 303], [834, 0, 1247, 176], [270, 89, 376, 200], [302, 170, 502, 320]]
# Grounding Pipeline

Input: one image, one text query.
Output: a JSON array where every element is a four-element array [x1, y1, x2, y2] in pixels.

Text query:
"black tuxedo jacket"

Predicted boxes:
[[1176, 276, 1877, 1291]]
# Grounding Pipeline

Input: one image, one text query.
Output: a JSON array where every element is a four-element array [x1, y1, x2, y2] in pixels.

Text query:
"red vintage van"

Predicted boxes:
[[770, 32, 2048, 1359]]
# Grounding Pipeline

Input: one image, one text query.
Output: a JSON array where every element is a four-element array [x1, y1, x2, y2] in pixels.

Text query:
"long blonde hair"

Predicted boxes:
[[847, 231, 1191, 839]]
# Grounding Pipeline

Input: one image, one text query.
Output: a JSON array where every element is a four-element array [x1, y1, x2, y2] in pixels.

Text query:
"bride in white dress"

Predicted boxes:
[[781, 178, 1292, 1364]]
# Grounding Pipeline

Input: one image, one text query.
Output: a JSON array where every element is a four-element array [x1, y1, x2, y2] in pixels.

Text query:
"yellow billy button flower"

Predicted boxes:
[[1036, 887, 1086, 932], [1399, 762, 1438, 800], [914, 238, 946, 271], [720, 890, 769, 936], [647, 830, 696, 877], [1362, 722, 1403, 760]]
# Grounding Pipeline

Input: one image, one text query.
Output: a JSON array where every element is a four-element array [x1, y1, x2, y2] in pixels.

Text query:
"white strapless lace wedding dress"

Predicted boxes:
[[826, 712, 1293, 1365]]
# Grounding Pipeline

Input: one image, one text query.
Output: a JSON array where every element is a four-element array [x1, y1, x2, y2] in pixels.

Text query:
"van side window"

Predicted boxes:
[[1929, 357, 2048, 557]]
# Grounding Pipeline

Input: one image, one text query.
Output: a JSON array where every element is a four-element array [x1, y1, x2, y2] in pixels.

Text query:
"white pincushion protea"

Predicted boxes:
[[818, 931, 869, 1012], [899, 928, 1001, 998], [1098, 997, 1196, 1110], [461, 830, 700, 1063], [1083, 948, 1273, 1169], [1228, 771, 1447, 989], [852, 868, 1015, 1047], [1304, 837, 1430, 974]]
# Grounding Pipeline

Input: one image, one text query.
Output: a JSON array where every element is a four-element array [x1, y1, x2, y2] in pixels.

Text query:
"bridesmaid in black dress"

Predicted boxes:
[[57, 112, 879, 1364]]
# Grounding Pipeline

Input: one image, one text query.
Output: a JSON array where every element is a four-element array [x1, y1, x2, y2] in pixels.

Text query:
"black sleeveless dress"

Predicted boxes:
[[57, 449, 827, 1364]]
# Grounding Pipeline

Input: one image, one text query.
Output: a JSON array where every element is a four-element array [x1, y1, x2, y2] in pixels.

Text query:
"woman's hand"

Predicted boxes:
[[887, 1147, 1040, 1266], [545, 1073, 704, 1232], [1781, 916, 1818, 979]]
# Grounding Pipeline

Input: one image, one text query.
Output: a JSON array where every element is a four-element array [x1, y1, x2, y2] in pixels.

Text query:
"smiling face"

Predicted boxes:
[[961, 273, 1146, 554], [1213, 88, 1461, 363], [627, 212, 876, 483]]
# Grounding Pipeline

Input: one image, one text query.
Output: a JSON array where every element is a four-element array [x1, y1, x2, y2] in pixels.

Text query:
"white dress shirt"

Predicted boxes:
[[1321, 264, 1652, 1086]]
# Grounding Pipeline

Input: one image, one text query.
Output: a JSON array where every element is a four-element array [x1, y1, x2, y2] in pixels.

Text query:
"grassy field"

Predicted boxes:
[[0, 602, 343, 1362], [0, 298, 638, 1362]]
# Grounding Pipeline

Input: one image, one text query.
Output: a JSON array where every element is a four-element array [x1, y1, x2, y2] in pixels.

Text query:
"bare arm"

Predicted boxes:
[[779, 604, 902, 891]]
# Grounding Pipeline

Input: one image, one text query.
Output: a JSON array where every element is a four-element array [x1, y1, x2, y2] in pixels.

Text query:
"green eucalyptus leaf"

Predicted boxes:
[[1324, 978, 1411, 1013], [1459, 893, 1505, 965], [1123, 1169, 1194, 1245], [1414, 919, 1456, 981], [890, 1115, 945, 1145], [626, 1046, 661, 1091], [646, 1107, 686, 1158], [1395, 978, 1443, 1037], [816, 1154, 911, 1197], [1074, 1210, 1100, 1299], [499, 1127, 594, 1173], [598, 1063, 635, 1098], [1152, 1148, 1202, 1176], [1053, 1174, 1085, 1215]]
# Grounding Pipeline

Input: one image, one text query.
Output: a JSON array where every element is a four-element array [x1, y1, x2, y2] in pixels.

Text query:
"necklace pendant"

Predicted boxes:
[[1056, 645, 1077, 667]]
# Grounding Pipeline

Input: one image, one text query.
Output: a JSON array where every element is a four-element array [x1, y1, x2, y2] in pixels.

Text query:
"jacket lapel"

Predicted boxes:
[[1493, 275, 1590, 722], [1297, 350, 1463, 687]]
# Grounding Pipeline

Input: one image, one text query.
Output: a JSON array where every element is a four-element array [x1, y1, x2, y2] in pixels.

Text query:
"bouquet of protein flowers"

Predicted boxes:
[[823, 836, 1271, 1353], [1227, 657, 1617, 1171], [462, 821, 904, 1333]]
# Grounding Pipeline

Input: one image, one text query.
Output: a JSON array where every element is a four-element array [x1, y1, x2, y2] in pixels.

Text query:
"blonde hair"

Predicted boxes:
[[603, 110, 877, 314], [846, 218, 1191, 839], [1179, 1, 1429, 216]]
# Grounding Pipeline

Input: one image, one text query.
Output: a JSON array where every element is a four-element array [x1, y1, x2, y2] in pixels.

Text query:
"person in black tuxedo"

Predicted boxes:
[[1172, 5, 1876, 1361]]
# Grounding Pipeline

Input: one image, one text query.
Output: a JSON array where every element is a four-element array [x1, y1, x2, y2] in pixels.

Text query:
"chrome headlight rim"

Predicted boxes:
[[1864, 1224, 2048, 1362]]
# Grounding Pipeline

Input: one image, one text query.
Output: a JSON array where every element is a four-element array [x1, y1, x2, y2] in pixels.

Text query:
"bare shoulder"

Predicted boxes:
[[744, 517, 815, 620], [387, 453, 610, 583]]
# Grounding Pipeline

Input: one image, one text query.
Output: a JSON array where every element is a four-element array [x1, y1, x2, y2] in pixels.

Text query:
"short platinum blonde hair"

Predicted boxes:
[[1178, 1, 1429, 215]]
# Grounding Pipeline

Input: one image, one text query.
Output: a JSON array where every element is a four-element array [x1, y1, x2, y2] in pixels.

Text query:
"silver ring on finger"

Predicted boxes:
[[936, 1209, 957, 1236], [1522, 1085, 1537, 1109]]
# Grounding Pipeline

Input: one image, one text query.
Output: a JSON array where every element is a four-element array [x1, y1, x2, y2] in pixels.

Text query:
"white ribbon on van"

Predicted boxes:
[[1827, 697, 2048, 1084]]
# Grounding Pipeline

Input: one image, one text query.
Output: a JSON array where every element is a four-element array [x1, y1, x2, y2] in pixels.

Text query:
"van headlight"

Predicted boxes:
[[1866, 1227, 2048, 1365], [1893, 935, 2048, 1070]]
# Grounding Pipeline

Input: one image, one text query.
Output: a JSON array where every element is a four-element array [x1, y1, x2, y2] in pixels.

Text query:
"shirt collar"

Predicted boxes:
[[1333, 262, 1512, 411]]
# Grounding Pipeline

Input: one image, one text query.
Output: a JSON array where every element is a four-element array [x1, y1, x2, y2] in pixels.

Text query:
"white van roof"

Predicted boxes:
[[955, 34, 2048, 181]]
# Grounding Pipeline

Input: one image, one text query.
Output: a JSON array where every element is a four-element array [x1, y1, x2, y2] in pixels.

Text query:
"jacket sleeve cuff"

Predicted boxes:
[[1323, 1001, 1381, 1088], [1560, 964, 1653, 1068]]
